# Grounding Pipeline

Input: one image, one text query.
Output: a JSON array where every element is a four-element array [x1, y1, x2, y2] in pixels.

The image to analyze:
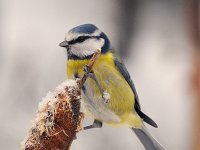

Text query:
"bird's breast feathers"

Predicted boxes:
[[67, 52, 136, 125]]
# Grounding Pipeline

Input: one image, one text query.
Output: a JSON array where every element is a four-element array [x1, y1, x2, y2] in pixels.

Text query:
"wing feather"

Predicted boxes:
[[114, 57, 158, 128]]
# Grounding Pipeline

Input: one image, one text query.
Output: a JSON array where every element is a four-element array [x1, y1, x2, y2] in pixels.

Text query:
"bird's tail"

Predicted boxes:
[[131, 126, 165, 150]]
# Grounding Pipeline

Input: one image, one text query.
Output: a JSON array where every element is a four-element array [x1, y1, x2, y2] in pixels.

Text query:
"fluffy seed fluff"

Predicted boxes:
[[21, 79, 81, 149]]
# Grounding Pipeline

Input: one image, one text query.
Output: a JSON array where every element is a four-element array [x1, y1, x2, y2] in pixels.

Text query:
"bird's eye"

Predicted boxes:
[[68, 36, 91, 45], [76, 36, 90, 43]]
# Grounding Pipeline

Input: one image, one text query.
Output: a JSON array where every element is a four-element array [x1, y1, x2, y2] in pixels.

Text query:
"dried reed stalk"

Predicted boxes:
[[21, 50, 101, 150]]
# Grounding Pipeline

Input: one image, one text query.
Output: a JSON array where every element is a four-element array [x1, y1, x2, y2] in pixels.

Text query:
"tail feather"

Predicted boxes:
[[136, 109, 158, 128], [131, 126, 165, 150]]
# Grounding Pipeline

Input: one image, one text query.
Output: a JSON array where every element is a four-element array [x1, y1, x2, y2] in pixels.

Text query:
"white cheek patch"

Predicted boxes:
[[70, 38, 104, 58]]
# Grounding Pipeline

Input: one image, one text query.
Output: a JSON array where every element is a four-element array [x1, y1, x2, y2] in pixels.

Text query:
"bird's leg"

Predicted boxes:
[[83, 119, 103, 130], [83, 65, 109, 103]]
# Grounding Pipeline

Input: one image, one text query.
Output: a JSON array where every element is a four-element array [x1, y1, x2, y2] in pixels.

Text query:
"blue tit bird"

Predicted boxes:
[[59, 24, 164, 150]]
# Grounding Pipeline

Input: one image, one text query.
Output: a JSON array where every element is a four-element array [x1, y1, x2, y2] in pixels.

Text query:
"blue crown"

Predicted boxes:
[[69, 24, 98, 34]]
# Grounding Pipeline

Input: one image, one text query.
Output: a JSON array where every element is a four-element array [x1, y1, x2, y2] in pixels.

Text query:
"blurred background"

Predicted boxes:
[[0, 0, 199, 150]]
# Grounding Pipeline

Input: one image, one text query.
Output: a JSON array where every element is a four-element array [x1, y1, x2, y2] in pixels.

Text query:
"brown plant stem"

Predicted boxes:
[[21, 50, 101, 150], [78, 49, 101, 88]]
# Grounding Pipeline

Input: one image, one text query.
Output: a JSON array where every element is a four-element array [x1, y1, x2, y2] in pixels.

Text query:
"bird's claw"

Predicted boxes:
[[102, 91, 110, 103], [83, 65, 90, 74], [83, 65, 110, 104], [83, 120, 103, 130]]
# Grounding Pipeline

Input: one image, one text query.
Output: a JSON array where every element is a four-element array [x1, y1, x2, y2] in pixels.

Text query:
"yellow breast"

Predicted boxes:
[[67, 52, 114, 78]]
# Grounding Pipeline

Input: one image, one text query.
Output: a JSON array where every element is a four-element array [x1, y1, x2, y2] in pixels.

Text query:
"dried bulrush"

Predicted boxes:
[[21, 50, 101, 150]]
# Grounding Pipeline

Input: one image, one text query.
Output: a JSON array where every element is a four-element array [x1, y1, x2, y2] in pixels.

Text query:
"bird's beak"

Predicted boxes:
[[59, 41, 69, 47]]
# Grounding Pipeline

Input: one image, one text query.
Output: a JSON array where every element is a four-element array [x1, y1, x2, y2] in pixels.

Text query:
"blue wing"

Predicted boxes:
[[114, 57, 158, 128], [114, 58, 141, 109]]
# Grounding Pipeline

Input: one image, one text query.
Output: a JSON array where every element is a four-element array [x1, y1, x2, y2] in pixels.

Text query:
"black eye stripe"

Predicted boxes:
[[77, 36, 90, 42], [68, 36, 100, 45], [68, 36, 90, 44]]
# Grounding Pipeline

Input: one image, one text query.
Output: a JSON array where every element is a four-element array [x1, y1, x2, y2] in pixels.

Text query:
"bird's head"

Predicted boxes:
[[59, 24, 110, 59]]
